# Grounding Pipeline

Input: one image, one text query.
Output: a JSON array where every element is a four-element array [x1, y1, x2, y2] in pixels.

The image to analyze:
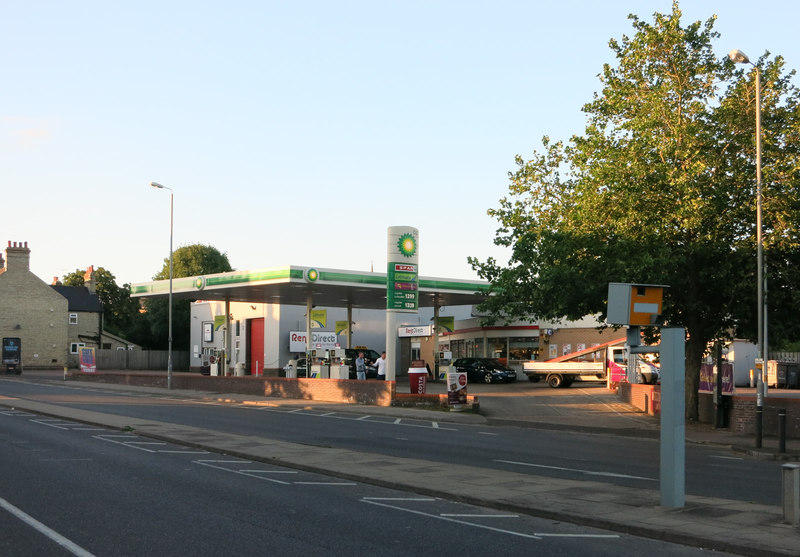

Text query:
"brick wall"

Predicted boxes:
[[68, 373, 398, 406], [729, 396, 800, 439], [617, 383, 660, 415]]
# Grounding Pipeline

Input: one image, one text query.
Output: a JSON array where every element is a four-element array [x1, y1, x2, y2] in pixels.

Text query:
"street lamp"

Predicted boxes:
[[729, 49, 766, 445], [150, 181, 174, 390]]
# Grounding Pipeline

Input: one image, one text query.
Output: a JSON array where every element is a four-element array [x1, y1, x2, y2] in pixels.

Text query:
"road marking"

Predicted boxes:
[[193, 460, 291, 484], [295, 481, 357, 486], [709, 455, 743, 461], [239, 469, 298, 474], [363, 497, 437, 501], [495, 459, 657, 481], [478, 431, 499, 436], [363, 498, 620, 540], [31, 419, 72, 430], [393, 418, 402, 424], [357, 415, 372, 420], [362, 498, 543, 540], [441, 513, 519, 518], [95, 435, 158, 452], [0, 496, 97, 557]]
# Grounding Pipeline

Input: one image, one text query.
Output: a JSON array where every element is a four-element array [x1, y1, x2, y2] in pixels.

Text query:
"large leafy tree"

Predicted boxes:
[[470, 3, 800, 419], [146, 244, 233, 351]]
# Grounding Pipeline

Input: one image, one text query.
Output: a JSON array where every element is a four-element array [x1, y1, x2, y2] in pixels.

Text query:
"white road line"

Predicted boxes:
[[495, 459, 657, 481], [239, 470, 298, 474], [94, 435, 157, 452], [478, 431, 499, 436], [196, 459, 252, 464], [356, 415, 372, 420], [294, 482, 357, 486], [362, 498, 543, 540], [192, 460, 291, 484], [709, 455, 743, 461], [158, 450, 210, 454], [393, 418, 402, 424], [363, 497, 437, 501], [31, 419, 71, 430], [431, 422, 439, 429], [0, 497, 97, 557], [441, 513, 519, 518], [535, 533, 620, 538]]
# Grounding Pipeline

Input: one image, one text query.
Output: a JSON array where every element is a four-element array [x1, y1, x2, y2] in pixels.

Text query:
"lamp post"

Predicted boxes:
[[150, 181, 174, 390], [729, 49, 765, 446]]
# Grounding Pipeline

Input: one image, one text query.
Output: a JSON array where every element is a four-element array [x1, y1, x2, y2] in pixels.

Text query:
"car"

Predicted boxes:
[[452, 357, 518, 384], [280, 358, 308, 378], [637, 360, 660, 384]]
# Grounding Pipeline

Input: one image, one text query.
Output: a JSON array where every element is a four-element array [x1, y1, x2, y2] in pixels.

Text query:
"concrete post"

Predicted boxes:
[[660, 327, 685, 508], [782, 464, 800, 526]]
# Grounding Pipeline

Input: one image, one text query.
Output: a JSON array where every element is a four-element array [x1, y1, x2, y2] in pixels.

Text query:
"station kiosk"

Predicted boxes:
[[329, 348, 350, 380], [437, 351, 452, 381]]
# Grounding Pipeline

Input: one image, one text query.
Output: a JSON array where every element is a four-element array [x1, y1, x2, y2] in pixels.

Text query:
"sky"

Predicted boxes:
[[2, 0, 798, 287]]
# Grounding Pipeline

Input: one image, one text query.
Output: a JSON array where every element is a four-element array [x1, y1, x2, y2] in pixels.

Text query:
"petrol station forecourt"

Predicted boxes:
[[130, 263, 492, 379]]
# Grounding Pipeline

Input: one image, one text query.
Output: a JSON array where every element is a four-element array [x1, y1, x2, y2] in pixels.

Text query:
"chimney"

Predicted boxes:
[[4, 241, 31, 272], [83, 265, 96, 293]]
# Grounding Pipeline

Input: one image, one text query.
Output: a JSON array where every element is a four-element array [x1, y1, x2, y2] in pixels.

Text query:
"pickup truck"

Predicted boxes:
[[523, 339, 627, 388]]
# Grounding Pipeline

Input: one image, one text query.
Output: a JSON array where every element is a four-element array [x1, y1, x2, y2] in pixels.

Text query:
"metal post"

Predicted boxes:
[[779, 408, 787, 453], [756, 372, 764, 449], [715, 342, 724, 429], [659, 327, 685, 508], [167, 190, 173, 390]]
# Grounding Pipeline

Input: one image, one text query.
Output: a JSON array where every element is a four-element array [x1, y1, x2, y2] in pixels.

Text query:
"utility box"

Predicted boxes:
[[607, 283, 667, 326]]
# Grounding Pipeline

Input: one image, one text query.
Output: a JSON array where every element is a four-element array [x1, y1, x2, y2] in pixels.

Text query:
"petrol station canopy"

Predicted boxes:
[[129, 265, 491, 309]]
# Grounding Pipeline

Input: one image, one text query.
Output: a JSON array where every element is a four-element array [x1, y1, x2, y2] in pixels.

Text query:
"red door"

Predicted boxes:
[[248, 318, 264, 376]]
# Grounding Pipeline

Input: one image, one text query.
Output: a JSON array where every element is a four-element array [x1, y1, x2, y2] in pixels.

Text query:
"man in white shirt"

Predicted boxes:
[[375, 351, 387, 380]]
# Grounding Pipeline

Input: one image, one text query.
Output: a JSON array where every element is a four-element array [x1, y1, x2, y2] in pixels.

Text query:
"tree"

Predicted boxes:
[[469, 2, 800, 420], [146, 244, 233, 351]]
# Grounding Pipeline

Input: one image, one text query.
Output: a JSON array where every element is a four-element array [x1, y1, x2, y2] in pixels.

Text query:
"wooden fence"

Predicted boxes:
[[96, 349, 189, 371]]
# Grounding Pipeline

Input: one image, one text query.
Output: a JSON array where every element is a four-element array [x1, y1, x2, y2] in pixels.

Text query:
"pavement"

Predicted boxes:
[[3, 370, 800, 556]]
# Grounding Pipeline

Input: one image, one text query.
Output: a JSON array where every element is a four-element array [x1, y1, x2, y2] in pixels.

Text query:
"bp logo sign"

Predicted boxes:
[[397, 233, 417, 258], [194, 276, 206, 290], [304, 268, 319, 283]]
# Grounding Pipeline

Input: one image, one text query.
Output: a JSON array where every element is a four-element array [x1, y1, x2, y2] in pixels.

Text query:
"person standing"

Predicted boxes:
[[355, 352, 366, 380], [375, 351, 387, 380]]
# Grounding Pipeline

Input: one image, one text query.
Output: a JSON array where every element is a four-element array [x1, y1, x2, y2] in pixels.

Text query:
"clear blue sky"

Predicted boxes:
[[2, 1, 797, 287]]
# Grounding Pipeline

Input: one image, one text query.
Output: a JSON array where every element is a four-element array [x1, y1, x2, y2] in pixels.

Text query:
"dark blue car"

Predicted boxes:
[[452, 358, 518, 384]]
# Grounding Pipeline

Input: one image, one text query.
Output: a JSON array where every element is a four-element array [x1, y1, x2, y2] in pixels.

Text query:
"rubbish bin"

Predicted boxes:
[[235, 363, 245, 377], [788, 364, 800, 389], [408, 367, 427, 394]]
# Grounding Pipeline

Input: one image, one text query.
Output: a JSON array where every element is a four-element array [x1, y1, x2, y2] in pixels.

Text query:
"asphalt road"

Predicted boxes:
[[0, 377, 784, 506], [0, 405, 737, 557]]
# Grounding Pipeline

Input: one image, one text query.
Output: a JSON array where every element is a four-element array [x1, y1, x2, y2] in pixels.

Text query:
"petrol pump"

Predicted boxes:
[[437, 350, 452, 381], [309, 349, 330, 378], [329, 348, 349, 379]]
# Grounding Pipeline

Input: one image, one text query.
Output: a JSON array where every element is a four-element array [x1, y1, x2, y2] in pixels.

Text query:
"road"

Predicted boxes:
[[0, 404, 736, 557], [0, 376, 785, 505]]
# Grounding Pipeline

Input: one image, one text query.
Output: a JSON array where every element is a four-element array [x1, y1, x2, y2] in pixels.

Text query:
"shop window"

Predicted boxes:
[[488, 337, 508, 361], [509, 337, 538, 361], [69, 313, 78, 325]]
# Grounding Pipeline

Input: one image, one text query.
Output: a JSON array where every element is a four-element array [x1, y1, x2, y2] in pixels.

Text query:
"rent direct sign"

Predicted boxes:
[[289, 331, 339, 352]]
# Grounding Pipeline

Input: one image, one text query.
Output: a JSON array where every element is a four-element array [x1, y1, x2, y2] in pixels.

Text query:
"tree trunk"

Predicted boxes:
[[684, 335, 706, 422]]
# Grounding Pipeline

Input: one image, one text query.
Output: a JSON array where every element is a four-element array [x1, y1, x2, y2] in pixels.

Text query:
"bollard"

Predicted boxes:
[[779, 409, 787, 454], [755, 405, 763, 449], [783, 464, 800, 526]]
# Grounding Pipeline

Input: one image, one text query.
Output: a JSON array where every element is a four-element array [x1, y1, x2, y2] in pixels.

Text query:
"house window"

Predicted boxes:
[[69, 313, 78, 325], [70, 342, 85, 354]]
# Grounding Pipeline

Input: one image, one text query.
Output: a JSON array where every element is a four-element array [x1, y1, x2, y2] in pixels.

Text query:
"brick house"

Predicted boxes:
[[0, 242, 138, 370], [0, 241, 69, 369]]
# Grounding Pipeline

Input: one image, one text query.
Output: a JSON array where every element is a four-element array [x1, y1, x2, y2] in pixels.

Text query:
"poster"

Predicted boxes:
[[79, 347, 96, 373]]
